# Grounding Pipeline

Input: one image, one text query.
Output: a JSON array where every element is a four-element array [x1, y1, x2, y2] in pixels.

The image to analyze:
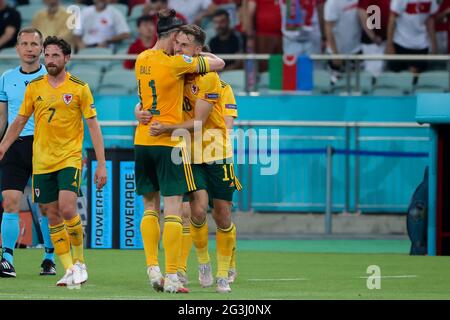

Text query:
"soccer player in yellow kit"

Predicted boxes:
[[0, 36, 107, 289], [150, 24, 242, 293], [134, 10, 225, 293]]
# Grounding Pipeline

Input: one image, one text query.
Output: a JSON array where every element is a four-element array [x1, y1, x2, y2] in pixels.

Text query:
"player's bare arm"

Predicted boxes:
[[200, 52, 225, 72], [0, 114, 30, 160], [0, 101, 7, 139], [86, 116, 107, 189], [150, 99, 213, 136]]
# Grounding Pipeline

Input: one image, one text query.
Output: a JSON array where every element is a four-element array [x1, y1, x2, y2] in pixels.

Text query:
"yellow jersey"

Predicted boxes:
[[220, 80, 238, 119], [183, 72, 233, 164], [18, 72, 97, 174], [134, 49, 210, 147]]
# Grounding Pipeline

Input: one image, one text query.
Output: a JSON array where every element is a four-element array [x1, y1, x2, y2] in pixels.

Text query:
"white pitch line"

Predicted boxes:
[[358, 275, 418, 279], [247, 278, 309, 281]]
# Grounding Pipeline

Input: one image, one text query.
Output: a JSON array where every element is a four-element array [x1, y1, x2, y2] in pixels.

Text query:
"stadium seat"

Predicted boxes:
[[219, 70, 245, 93], [76, 47, 114, 71], [110, 3, 129, 17], [70, 69, 103, 92], [0, 64, 12, 76], [258, 72, 269, 90], [358, 71, 374, 94], [98, 69, 137, 95], [313, 69, 332, 94], [0, 47, 18, 55], [372, 71, 414, 95], [415, 71, 449, 93], [129, 4, 145, 20], [16, 4, 45, 21]]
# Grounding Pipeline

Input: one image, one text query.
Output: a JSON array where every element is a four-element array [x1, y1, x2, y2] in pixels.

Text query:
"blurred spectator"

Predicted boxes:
[[324, 0, 361, 82], [31, 0, 75, 49], [209, 9, 243, 70], [74, 0, 131, 50], [386, 0, 438, 74], [212, 0, 242, 28], [358, 0, 390, 79], [123, 15, 156, 70], [76, 0, 94, 5], [245, 0, 282, 70], [0, 0, 20, 50], [169, 0, 217, 25], [143, 0, 188, 23], [435, 0, 450, 53], [129, 0, 147, 14], [279, 0, 325, 56]]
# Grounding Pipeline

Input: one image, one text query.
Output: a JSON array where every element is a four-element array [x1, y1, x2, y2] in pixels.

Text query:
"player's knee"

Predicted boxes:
[[2, 196, 21, 212], [212, 205, 232, 229], [190, 204, 207, 223], [59, 204, 76, 219]]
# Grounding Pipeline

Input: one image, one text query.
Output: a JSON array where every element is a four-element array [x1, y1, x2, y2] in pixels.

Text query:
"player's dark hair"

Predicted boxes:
[[137, 14, 155, 27], [213, 9, 229, 20], [157, 9, 184, 38], [17, 27, 44, 44], [202, 44, 211, 53], [43, 36, 71, 55], [178, 24, 206, 46]]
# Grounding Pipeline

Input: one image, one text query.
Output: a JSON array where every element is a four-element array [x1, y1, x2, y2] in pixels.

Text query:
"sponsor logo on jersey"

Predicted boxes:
[[205, 93, 219, 99], [182, 55, 193, 63], [225, 104, 237, 110], [90, 104, 95, 109], [37, 96, 43, 101], [191, 84, 198, 95], [63, 94, 73, 105]]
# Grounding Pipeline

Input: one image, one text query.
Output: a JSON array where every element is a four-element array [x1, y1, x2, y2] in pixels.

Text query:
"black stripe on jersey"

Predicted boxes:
[[29, 75, 44, 84], [220, 80, 229, 88], [198, 56, 206, 73], [69, 76, 86, 86]]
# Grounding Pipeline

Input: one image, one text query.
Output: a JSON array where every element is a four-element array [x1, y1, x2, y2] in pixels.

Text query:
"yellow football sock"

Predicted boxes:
[[140, 210, 160, 267], [49, 223, 73, 270], [216, 223, 236, 278], [65, 214, 84, 263], [230, 232, 237, 269], [163, 215, 182, 274], [190, 218, 210, 264], [177, 226, 192, 273]]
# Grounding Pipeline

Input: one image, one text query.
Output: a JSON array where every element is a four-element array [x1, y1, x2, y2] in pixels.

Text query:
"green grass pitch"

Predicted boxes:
[[1, 240, 450, 300]]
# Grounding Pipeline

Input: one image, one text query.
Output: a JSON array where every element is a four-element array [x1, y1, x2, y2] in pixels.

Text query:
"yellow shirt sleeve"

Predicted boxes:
[[222, 84, 238, 118], [170, 55, 211, 78], [197, 72, 221, 104], [80, 84, 97, 119], [18, 84, 35, 117]]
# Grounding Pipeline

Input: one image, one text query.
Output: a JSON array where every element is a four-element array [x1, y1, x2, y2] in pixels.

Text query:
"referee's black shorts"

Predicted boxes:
[[0, 135, 33, 192]]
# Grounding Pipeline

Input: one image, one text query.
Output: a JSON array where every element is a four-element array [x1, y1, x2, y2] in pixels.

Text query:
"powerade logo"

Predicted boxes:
[[91, 160, 113, 248], [120, 162, 144, 249]]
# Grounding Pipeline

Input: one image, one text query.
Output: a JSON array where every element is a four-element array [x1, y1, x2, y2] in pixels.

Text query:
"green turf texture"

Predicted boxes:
[[1, 240, 449, 300]]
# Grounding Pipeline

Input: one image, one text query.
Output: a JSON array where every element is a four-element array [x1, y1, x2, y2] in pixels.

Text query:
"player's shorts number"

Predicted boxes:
[[222, 163, 235, 181]]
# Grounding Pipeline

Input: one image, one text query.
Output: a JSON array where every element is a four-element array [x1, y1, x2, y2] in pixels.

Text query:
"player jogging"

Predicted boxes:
[[0, 36, 107, 289], [0, 27, 56, 278]]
